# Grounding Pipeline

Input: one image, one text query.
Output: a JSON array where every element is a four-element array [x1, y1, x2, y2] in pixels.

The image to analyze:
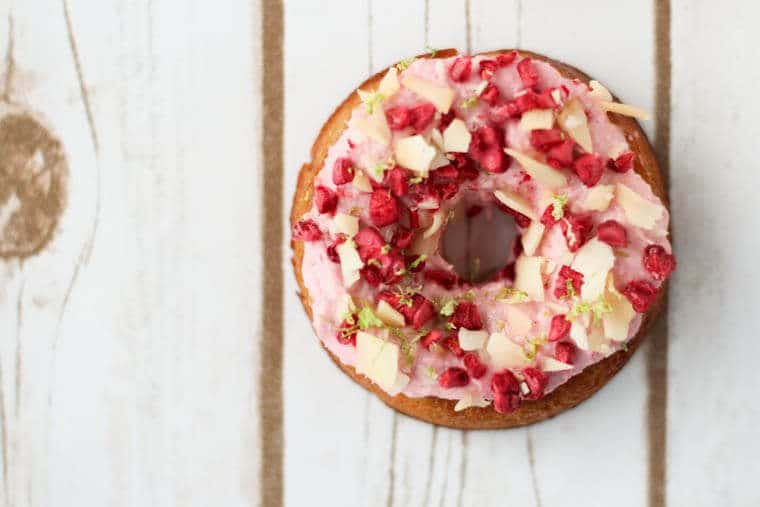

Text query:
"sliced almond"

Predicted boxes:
[[521, 220, 545, 257], [329, 213, 359, 237], [518, 109, 554, 131], [423, 211, 444, 239], [352, 170, 373, 192], [504, 148, 567, 189], [394, 134, 437, 173], [582, 184, 614, 211], [600, 101, 650, 120], [616, 183, 663, 230], [378, 67, 400, 97], [458, 329, 488, 351], [602, 280, 636, 342], [557, 98, 592, 152], [454, 391, 491, 412], [493, 189, 537, 221], [336, 240, 364, 288], [570, 319, 589, 350], [355, 108, 391, 145], [588, 80, 613, 102], [334, 294, 355, 323], [401, 74, 455, 113], [376, 300, 406, 328], [486, 332, 528, 369], [541, 356, 574, 372], [514, 255, 545, 302], [431, 151, 450, 170], [356, 332, 405, 393], [442, 119, 472, 153], [571, 238, 615, 302], [430, 128, 444, 150]]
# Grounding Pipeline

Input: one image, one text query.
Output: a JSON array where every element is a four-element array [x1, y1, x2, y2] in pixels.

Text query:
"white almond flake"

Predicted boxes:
[[616, 183, 663, 230], [454, 392, 491, 412], [486, 332, 528, 369], [588, 80, 613, 102], [557, 98, 593, 152], [570, 319, 590, 350], [430, 128, 444, 150], [401, 74, 455, 113], [394, 134, 437, 173], [571, 238, 615, 302], [600, 101, 650, 120], [582, 184, 615, 211], [336, 240, 364, 288], [504, 148, 567, 189], [378, 67, 400, 97], [521, 220, 545, 257], [352, 170, 373, 192], [493, 189, 537, 221], [334, 294, 355, 322], [602, 280, 636, 342], [458, 329, 488, 351], [518, 109, 554, 131], [355, 108, 391, 145], [431, 151, 450, 170], [356, 332, 406, 394], [514, 255, 545, 302], [329, 213, 359, 237], [442, 119, 472, 153], [541, 356, 574, 372], [423, 211, 444, 239], [376, 300, 406, 328]]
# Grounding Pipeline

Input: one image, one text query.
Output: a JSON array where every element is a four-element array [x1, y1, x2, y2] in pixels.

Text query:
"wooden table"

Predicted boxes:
[[0, 1, 757, 505]]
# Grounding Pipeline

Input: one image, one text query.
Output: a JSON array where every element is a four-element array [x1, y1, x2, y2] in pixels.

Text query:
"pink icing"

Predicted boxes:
[[297, 54, 672, 403]]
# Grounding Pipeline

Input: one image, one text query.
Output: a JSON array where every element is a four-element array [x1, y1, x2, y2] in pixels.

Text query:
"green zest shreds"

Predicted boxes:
[[425, 45, 439, 57], [425, 365, 438, 380], [569, 298, 613, 324], [408, 175, 424, 185], [364, 92, 386, 114], [380, 244, 391, 255], [358, 306, 385, 330], [439, 298, 457, 317], [349, 206, 362, 216], [564, 279, 577, 299], [371, 160, 390, 180], [551, 194, 569, 221], [461, 96, 479, 109], [408, 254, 427, 270], [396, 56, 416, 71], [496, 287, 530, 304], [394, 284, 421, 307], [524, 334, 548, 360]]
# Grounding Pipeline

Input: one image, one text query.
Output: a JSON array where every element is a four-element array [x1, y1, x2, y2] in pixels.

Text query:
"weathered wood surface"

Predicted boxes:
[[0, 0, 757, 505]]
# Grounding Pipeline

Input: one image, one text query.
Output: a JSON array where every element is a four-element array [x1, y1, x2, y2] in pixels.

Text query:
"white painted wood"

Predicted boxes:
[[282, 1, 372, 506], [669, 1, 760, 505], [0, 1, 263, 506]]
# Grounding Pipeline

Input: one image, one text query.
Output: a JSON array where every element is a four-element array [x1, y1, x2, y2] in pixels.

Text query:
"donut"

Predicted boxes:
[[290, 49, 675, 429]]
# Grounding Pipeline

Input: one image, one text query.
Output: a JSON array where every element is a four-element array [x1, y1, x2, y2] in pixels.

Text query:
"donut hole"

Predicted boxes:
[[441, 203, 519, 284]]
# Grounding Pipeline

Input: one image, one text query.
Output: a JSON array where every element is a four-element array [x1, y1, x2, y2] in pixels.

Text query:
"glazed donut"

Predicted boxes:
[[290, 49, 675, 429]]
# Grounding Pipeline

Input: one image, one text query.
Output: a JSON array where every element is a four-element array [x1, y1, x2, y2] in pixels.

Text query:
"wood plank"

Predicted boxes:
[[282, 1, 371, 505], [668, 1, 760, 505], [0, 1, 264, 505]]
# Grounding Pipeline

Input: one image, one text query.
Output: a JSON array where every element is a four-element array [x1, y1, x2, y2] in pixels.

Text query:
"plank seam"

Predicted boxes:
[[259, 0, 285, 506], [648, 1, 671, 506]]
